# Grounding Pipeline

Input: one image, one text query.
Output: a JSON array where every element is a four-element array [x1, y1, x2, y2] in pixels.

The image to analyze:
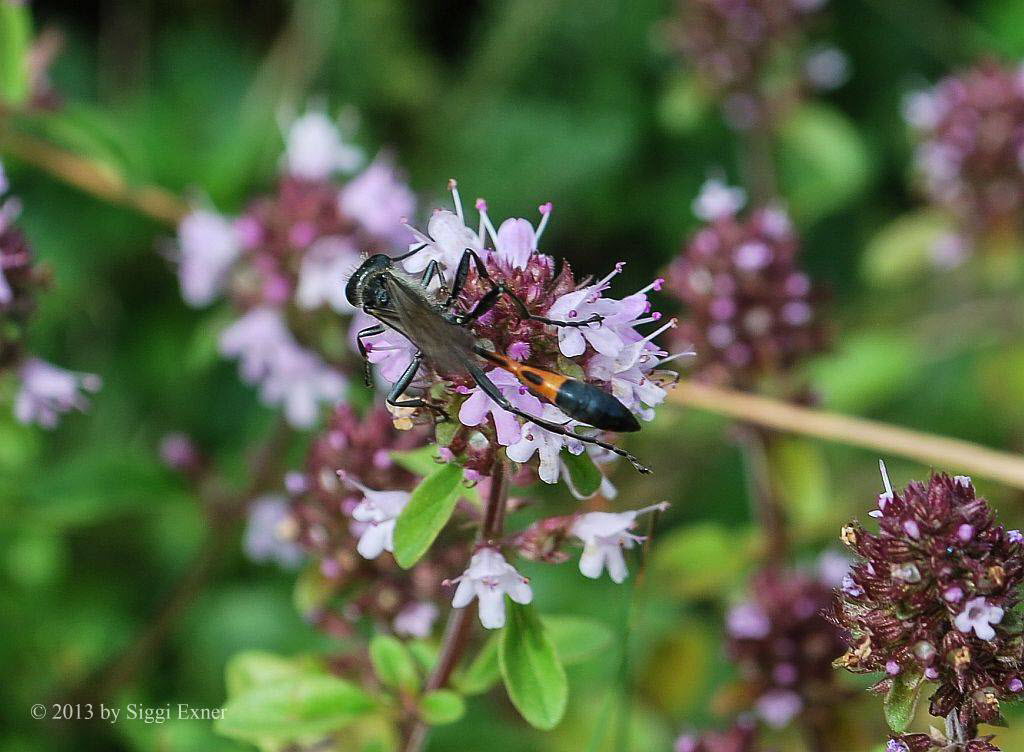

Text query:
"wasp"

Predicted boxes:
[[346, 245, 651, 473]]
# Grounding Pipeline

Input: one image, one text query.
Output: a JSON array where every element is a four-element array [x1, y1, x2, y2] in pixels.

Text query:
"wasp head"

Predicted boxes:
[[345, 253, 394, 309]]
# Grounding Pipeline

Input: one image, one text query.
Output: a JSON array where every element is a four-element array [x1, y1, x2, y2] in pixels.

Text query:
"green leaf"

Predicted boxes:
[[561, 449, 602, 498], [542, 615, 614, 665], [393, 462, 464, 568], [767, 438, 833, 537], [407, 639, 440, 674], [390, 446, 443, 477], [778, 103, 872, 223], [225, 651, 324, 699], [217, 675, 376, 742], [369, 635, 420, 693], [418, 690, 466, 725], [883, 670, 924, 733], [0, 1, 31, 106], [455, 634, 501, 695], [499, 602, 568, 731], [809, 332, 924, 413], [862, 210, 955, 287]]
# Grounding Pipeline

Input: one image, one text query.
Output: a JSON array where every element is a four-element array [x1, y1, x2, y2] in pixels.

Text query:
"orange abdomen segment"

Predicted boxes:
[[476, 349, 640, 433]]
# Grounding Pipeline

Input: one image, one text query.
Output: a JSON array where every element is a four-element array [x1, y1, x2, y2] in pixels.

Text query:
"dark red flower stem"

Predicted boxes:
[[404, 456, 510, 752]]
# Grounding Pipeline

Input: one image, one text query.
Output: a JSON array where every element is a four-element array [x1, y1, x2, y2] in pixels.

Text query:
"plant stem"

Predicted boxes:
[[735, 425, 788, 566], [669, 380, 1024, 490], [403, 457, 509, 752], [0, 125, 188, 225]]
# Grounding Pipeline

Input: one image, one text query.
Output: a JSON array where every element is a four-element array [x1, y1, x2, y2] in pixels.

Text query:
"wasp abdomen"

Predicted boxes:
[[555, 379, 641, 433]]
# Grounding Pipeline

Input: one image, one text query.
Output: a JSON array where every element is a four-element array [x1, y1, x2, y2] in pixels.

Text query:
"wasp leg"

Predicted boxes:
[[392, 242, 429, 262], [386, 353, 448, 419], [466, 362, 650, 474], [420, 259, 450, 299], [452, 248, 602, 328], [355, 324, 386, 387]]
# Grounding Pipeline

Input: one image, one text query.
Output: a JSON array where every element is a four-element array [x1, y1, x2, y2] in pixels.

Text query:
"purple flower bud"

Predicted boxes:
[[957, 523, 974, 541]]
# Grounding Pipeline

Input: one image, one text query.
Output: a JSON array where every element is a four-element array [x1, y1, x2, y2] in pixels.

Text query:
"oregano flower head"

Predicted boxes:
[[665, 179, 827, 389], [173, 108, 416, 427], [904, 60, 1024, 262], [834, 463, 1024, 739]]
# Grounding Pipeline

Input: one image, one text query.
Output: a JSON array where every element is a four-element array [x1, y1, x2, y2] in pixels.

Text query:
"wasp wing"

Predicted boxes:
[[382, 272, 477, 377]]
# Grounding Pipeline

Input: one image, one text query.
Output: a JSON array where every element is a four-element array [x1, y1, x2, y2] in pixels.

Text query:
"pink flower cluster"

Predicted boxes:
[[174, 108, 417, 427], [363, 182, 683, 484], [905, 60, 1024, 261], [834, 464, 1024, 739], [665, 179, 827, 389], [669, 0, 841, 129], [0, 162, 101, 428]]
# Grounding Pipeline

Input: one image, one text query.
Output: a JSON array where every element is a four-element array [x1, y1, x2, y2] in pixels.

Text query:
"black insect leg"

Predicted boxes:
[[355, 323, 386, 386], [392, 242, 429, 262], [466, 362, 650, 474], [386, 353, 448, 419], [452, 249, 601, 328]]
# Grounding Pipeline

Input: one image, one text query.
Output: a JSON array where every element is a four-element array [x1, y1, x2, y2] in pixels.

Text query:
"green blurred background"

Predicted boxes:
[[4, 0, 1024, 750]]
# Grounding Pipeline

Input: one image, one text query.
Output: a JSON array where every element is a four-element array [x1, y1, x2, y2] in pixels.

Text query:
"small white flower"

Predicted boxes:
[[449, 547, 532, 629], [283, 110, 363, 180], [692, 178, 746, 222], [505, 405, 583, 484], [338, 471, 411, 560], [15, 358, 102, 428], [954, 596, 1004, 641], [176, 209, 241, 307], [570, 502, 669, 583]]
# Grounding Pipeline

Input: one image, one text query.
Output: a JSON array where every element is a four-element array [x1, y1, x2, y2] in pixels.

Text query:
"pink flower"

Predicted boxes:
[[295, 236, 361, 313], [14, 358, 101, 428], [402, 182, 483, 273], [458, 368, 545, 446], [338, 154, 416, 248], [176, 209, 241, 307], [954, 597, 1004, 641], [219, 308, 345, 428], [692, 178, 746, 221], [569, 503, 669, 583], [505, 405, 584, 484], [244, 495, 304, 568], [338, 471, 411, 560], [449, 547, 533, 629], [282, 110, 362, 180], [393, 601, 439, 638]]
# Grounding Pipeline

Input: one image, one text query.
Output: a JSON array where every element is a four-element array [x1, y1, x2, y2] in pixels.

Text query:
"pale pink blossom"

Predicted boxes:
[[570, 502, 669, 583], [15, 358, 101, 428], [283, 110, 362, 180], [449, 547, 533, 629], [339, 154, 416, 248], [176, 209, 241, 307]]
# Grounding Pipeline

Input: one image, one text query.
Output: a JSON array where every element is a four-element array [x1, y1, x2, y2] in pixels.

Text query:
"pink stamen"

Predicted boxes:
[[634, 277, 665, 296], [477, 200, 499, 246], [594, 262, 626, 291], [536, 202, 553, 242], [335, 469, 373, 495]]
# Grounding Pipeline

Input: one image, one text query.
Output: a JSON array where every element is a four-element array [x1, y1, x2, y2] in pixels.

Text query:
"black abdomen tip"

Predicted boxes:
[[555, 379, 641, 433]]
